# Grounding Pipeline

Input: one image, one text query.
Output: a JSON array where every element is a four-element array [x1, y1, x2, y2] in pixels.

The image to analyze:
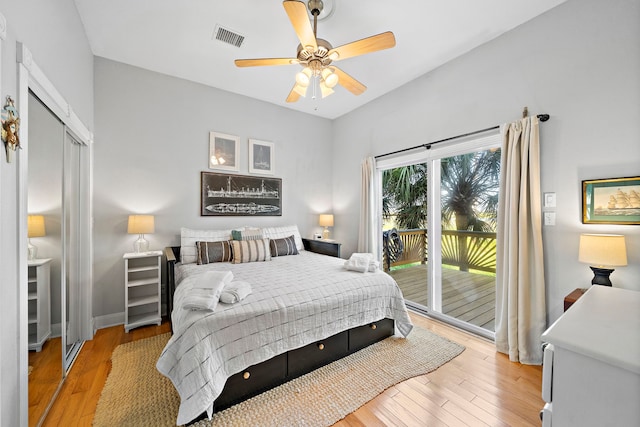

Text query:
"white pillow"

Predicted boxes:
[[261, 225, 304, 252], [180, 228, 232, 264]]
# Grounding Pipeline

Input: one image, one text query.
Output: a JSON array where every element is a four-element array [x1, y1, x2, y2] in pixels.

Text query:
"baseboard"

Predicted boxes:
[[51, 322, 62, 338], [93, 303, 168, 332], [93, 312, 125, 331]]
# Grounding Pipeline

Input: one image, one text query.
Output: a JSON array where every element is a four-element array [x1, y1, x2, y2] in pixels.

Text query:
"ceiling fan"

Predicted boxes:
[[234, 0, 396, 103]]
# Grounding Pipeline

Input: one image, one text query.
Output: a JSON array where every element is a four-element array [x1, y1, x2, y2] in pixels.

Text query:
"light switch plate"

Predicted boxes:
[[544, 212, 556, 226], [543, 192, 556, 208]]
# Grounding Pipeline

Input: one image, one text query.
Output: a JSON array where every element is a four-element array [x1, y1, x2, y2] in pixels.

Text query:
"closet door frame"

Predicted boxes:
[[16, 41, 94, 420]]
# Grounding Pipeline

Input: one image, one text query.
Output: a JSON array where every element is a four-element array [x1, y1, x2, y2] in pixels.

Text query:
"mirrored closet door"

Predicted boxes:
[[18, 42, 93, 427], [27, 91, 64, 426], [63, 130, 84, 371], [27, 92, 87, 425]]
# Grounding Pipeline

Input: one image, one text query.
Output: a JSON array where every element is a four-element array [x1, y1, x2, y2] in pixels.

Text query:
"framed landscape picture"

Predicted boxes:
[[201, 171, 282, 216], [249, 139, 275, 175], [582, 176, 640, 224], [209, 132, 239, 171]]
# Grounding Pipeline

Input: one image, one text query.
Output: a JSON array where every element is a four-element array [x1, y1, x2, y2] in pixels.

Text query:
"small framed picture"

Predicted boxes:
[[249, 139, 275, 175], [209, 132, 240, 171], [582, 176, 640, 224]]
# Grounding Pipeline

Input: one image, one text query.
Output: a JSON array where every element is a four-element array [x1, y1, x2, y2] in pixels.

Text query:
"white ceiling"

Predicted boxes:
[[74, 0, 566, 120]]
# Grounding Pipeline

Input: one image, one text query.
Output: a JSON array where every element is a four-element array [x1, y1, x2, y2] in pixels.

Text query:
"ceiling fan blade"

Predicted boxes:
[[333, 67, 366, 95], [235, 58, 298, 67], [328, 31, 396, 61], [286, 83, 305, 102], [283, 0, 317, 52]]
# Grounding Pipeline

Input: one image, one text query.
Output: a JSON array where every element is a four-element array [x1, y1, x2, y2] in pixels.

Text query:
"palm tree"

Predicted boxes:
[[383, 163, 428, 229], [440, 149, 500, 231], [383, 149, 500, 231]]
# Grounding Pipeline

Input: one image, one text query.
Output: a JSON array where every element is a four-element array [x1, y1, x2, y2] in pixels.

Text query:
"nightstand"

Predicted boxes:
[[302, 238, 342, 258], [124, 251, 162, 332], [564, 288, 587, 312]]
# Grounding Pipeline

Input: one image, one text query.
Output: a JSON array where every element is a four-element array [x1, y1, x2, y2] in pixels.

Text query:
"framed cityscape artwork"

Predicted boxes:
[[582, 176, 640, 224], [201, 171, 282, 216]]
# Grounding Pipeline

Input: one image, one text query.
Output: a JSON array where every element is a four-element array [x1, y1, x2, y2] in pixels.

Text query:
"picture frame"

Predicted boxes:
[[248, 139, 275, 175], [209, 132, 240, 171], [201, 171, 282, 216], [582, 176, 640, 225]]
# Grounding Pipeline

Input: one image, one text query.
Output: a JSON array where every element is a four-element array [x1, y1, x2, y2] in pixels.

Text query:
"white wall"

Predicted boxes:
[[92, 58, 333, 319], [332, 0, 640, 325], [0, 0, 93, 424]]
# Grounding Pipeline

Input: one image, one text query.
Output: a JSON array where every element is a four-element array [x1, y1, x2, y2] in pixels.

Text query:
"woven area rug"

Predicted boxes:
[[94, 326, 464, 427]]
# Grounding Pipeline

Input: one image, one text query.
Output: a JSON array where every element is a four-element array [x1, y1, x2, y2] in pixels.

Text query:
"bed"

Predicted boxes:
[[157, 226, 413, 425]]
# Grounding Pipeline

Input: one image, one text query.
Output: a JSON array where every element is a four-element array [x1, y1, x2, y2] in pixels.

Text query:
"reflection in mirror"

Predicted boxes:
[[27, 91, 64, 425], [63, 131, 83, 370]]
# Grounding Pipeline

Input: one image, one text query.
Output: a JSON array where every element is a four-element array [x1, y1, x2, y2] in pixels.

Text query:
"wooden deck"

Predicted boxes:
[[389, 264, 496, 331]]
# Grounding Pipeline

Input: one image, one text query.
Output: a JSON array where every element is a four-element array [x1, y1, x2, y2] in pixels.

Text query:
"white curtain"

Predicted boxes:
[[358, 157, 381, 258], [495, 117, 546, 365]]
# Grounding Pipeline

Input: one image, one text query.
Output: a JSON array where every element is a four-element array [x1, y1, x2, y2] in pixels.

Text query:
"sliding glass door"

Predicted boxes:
[[379, 132, 501, 338]]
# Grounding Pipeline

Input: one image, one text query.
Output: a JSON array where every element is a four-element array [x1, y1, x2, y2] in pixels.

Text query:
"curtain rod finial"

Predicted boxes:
[[537, 114, 550, 122]]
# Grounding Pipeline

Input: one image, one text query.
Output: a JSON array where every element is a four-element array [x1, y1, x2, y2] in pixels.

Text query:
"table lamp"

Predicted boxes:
[[319, 214, 334, 239], [578, 233, 627, 286], [27, 215, 46, 260], [128, 214, 154, 253]]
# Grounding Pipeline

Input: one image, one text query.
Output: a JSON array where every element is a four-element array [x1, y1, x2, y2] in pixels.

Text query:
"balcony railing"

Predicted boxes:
[[382, 228, 497, 273]]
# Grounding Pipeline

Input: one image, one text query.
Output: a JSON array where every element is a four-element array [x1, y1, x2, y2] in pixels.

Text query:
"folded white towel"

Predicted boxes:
[[344, 253, 375, 273], [220, 281, 252, 304], [182, 270, 234, 311], [197, 271, 234, 288]]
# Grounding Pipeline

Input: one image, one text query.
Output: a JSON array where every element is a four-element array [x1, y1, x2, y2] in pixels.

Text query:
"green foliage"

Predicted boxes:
[[383, 163, 428, 229], [382, 149, 501, 231]]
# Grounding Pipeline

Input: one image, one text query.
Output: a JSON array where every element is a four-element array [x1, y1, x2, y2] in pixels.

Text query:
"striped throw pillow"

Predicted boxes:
[[269, 235, 299, 257], [196, 241, 234, 265], [231, 239, 272, 264]]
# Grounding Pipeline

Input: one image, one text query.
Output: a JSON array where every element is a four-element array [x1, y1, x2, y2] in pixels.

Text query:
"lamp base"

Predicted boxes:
[[322, 227, 330, 239], [590, 266, 614, 286], [134, 235, 149, 253], [27, 240, 37, 261]]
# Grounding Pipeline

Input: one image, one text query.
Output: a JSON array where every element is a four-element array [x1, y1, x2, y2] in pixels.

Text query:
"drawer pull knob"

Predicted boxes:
[[370, 323, 377, 330], [243, 371, 250, 380], [317, 343, 325, 350]]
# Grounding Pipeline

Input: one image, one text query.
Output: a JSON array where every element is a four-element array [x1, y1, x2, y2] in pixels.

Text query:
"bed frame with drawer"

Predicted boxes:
[[164, 245, 395, 413]]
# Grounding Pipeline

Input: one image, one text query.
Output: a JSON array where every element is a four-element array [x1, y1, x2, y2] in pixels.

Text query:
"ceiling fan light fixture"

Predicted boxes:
[[293, 84, 308, 97], [319, 80, 334, 98], [321, 67, 339, 88], [295, 67, 312, 87]]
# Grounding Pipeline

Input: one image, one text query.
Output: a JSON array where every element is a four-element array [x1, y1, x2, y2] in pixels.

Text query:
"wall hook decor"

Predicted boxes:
[[1, 96, 21, 163]]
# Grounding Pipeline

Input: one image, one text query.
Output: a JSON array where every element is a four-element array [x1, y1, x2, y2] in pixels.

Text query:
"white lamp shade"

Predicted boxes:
[[321, 67, 339, 88], [578, 234, 627, 267], [128, 215, 155, 234], [28, 215, 46, 238], [319, 214, 334, 227], [319, 81, 335, 98]]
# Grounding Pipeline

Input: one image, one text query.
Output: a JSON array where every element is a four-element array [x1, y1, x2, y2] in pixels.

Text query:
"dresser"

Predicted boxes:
[[540, 286, 640, 426], [27, 258, 52, 352]]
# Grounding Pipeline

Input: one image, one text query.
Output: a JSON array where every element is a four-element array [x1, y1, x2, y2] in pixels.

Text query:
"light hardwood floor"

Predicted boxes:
[[40, 313, 543, 426]]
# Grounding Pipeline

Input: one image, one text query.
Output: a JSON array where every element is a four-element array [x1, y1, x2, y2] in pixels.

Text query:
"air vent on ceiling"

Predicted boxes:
[[213, 25, 245, 48]]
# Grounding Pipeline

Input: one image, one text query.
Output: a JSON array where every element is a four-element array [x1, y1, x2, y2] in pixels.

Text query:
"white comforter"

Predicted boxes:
[[156, 250, 413, 425]]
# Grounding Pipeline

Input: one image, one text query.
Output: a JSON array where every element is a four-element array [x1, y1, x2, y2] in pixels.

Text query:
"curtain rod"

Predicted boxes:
[[374, 113, 550, 160]]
